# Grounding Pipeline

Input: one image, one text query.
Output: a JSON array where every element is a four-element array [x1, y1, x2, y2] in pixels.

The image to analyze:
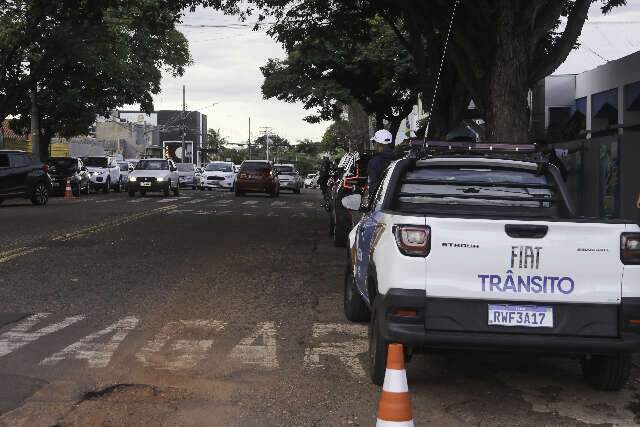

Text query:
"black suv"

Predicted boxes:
[[328, 151, 372, 247], [0, 150, 52, 206], [47, 157, 90, 196]]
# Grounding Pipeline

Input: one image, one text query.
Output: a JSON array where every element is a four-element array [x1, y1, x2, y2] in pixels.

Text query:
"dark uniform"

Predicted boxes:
[[367, 145, 396, 201]]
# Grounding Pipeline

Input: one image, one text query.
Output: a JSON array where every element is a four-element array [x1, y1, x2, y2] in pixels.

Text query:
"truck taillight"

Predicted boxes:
[[621, 233, 640, 265], [394, 225, 431, 257]]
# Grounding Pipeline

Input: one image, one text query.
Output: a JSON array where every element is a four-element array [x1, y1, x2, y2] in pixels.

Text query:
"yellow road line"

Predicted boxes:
[[0, 247, 45, 264]]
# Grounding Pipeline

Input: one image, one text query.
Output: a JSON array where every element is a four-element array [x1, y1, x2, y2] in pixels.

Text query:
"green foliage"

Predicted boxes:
[[321, 119, 351, 153]]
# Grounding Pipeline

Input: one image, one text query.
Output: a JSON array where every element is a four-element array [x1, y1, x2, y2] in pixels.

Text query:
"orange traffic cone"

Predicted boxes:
[[376, 343, 414, 426], [64, 178, 73, 199]]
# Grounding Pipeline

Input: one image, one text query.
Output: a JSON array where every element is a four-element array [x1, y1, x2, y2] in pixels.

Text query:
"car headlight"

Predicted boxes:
[[156, 177, 164, 182], [129, 176, 136, 182]]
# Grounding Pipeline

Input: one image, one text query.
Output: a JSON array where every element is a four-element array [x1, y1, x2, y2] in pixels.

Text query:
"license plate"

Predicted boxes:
[[488, 304, 553, 328], [141, 182, 151, 187]]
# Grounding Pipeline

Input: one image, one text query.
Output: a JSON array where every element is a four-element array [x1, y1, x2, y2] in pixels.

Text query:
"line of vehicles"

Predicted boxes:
[[331, 141, 640, 392], [0, 149, 309, 205]]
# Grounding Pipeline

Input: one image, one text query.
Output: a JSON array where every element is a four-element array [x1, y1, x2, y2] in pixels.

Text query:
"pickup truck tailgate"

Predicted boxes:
[[426, 218, 625, 304]]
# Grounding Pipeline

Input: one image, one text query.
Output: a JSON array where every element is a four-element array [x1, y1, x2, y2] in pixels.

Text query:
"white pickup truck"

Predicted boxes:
[[342, 143, 640, 391]]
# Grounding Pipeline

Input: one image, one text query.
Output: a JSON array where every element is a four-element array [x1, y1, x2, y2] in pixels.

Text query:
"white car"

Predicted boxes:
[[200, 161, 236, 191], [176, 163, 197, 189], [84, 156, 122, 193], [342, 145, 640, 391], [128, 158, 180, 197], [274, 164, 303, 194], [304, 173, 318, 188]]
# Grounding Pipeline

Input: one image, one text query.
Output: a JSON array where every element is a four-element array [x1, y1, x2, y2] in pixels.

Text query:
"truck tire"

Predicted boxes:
[[581, 353, 632, 391], [368, 307, 388, 386], [344, 260, 370, 322]]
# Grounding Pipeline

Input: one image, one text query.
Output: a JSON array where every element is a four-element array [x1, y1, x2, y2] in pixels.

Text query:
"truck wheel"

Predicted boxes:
[[368, 307, 388, 386], [581, 353, 631, 391], [344, 260, 370, 322]]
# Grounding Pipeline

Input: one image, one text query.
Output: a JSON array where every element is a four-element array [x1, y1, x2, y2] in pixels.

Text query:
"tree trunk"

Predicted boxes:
[[39, 128, 53, 161], [484, 3, 530, 143], [375, 113, 384, 131]]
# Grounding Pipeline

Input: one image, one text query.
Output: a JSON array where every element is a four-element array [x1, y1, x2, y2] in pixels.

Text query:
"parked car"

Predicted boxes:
[[274, 164, 303, 194], [201, 161, 236, 191], [84, 156, 122, 193], [0, 150, 51, 205], [328, 151, 371, 247], [128, 158, 180, 197], [304, 173, 318, 188], [342, 143, 640, 391], [235, 160, 279, 197], [176, 163, 197, 189], [47, 157, 90, 196]]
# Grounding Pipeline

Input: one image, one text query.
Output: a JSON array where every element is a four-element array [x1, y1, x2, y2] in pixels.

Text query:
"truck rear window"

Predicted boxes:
[[394, 166, 558, 215]]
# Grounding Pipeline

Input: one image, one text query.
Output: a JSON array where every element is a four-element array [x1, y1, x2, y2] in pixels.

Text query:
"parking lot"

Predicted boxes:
[[0, 189, 639, 426]]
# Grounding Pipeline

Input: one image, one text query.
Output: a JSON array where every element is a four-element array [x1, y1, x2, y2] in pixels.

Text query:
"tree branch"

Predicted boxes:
[[530, 0, 590, 83]]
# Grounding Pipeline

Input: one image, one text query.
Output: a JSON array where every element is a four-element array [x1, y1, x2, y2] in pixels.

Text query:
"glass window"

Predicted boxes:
[[135, 160, 169, 170], [206, 162, 233, 172], [240, 162, 270, 172], [625, 81, 640, 111], [592, 89, 618, 132], [394, 166, 557, 213], [48, 158, 77, 171], [10, 154, 31, 168], [274, 165, 295, 174], [83, 157, 108, 168]]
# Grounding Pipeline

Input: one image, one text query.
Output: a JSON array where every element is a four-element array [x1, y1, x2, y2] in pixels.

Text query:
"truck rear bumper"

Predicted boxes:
[[376, 289, 640, 354]]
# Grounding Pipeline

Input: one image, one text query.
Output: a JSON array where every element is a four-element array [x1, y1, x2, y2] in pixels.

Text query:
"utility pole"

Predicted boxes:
[[248, 117, 252, 159], [259, 126, 274, 161], [30, 84, 40, 160], [181, 85, 186, 163]]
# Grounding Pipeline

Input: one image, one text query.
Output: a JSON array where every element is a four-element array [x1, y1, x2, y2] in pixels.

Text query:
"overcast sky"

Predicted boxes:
[[141, 2, 640, 145]]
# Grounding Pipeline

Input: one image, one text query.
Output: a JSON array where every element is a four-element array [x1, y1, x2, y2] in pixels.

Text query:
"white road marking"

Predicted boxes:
[[212, 200, 231, 205], [242, 201, 259, 206], [156, 198, 180, 203], [303, 323, 368, 378], [128, 198, 151, 203], [242, 213, 254, 216], [166, 209, 194, 214], [0, 313, 85, 357], [185, 199, 206, 205], [302, 202, 314, 208], [136, 320, 226, 370], [271, 201, 286, 207], [95, 199, 120, 204], [292, 212, 308, 218], [267, 212, 279, 217], [229, 321, 279, 369], [40, 316, 140, 368]]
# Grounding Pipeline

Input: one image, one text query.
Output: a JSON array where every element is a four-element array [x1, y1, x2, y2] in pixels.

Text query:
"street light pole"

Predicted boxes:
[[181, 85, 186, 163]]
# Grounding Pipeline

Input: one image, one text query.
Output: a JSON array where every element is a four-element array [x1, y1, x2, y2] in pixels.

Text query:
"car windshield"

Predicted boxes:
[[176, 163, 194, 172], [274, 165, 295, 174], [394, 164, 558, 215], [83, 157, 108, 168], [207, 162, 233, 172], [47, 158, 76, 170], [135, 160, 169, 170], [241, 162, 270, 172]]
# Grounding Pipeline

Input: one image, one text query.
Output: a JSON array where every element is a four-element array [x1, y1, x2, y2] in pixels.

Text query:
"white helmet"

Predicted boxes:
[[371, 129, 393, 145]]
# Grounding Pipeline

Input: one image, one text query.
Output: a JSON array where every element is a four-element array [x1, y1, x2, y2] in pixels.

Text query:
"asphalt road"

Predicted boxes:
[[0, 188, 639, 426]]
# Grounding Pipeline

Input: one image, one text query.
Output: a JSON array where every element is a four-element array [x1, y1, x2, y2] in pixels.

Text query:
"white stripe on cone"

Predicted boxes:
[[376, 419, 415, 427], [382, 368, 409, 393]]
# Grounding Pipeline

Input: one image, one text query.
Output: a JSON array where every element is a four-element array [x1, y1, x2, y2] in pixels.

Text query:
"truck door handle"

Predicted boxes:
[[505, 224, 548, 239]]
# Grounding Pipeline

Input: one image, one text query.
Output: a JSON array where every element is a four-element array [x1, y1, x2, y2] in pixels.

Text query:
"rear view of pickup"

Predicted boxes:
[[343, 144, 640, 390]]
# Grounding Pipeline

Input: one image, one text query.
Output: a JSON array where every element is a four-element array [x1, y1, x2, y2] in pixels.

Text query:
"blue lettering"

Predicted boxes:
[[517, 275, 531, 293], [504, 271, 516, 292], [557, 277, 575, 294], [478, 274, 490, 292], [548, 276, 559, 294], [531, 276, 542, 293], [490, 275, 502, 292]]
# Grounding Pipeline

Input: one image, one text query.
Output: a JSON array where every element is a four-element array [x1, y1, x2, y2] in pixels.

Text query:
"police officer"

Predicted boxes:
[[367, 129, 396, 201]]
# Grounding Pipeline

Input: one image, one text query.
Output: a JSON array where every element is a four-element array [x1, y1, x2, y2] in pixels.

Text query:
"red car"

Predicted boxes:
[[235, 160, 280, 197]]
